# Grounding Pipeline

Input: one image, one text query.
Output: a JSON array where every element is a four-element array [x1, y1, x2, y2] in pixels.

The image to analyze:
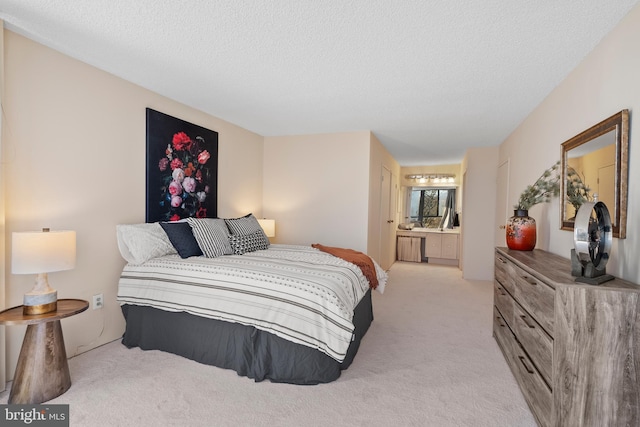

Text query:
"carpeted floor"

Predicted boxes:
[[0, 262, 536, 426]]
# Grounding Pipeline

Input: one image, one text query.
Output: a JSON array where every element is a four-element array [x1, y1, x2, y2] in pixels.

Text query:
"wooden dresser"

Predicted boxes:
[[493, 247, 640, 427]]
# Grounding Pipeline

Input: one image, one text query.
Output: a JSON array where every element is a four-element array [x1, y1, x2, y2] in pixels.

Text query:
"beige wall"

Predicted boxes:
[[0, 23, 6, 389], [262, 131, 371, 253], [461, 146, 499, 280], [499, 4, 640, 283], [2, 30, 264, 378], [367, 133, 401, 269]]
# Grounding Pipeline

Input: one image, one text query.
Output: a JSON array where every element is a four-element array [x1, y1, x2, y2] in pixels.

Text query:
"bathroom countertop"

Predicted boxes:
[[396, 228, 460, 236]]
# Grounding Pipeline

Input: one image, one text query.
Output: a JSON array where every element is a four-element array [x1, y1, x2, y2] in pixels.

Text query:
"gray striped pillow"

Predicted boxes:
[[225, 213, 262, 234], [186, 218, 233, 257]]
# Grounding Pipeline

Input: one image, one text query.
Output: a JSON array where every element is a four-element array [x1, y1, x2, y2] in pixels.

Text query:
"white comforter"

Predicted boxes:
[[117, 244, 387, 362]]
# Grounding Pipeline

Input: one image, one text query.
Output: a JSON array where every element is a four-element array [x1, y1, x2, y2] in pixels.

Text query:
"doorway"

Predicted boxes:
[[379, 166, 397, 270]]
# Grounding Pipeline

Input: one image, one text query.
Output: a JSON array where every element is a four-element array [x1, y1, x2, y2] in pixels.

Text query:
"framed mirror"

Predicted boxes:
[[560, 109, 629, 238]]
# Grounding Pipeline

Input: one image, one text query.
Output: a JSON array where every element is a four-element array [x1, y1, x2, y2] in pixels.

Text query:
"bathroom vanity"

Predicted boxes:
[[396, 228, 459, 266]]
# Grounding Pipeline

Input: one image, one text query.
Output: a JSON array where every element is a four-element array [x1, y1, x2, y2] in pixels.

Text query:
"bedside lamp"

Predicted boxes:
[[257, 219, 276, 238], [12, 228, 76, 315]]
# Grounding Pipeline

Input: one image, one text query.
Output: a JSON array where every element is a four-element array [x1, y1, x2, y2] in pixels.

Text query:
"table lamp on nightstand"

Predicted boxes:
[[11, 228, 76, 315], [257, 219, 276, 238]]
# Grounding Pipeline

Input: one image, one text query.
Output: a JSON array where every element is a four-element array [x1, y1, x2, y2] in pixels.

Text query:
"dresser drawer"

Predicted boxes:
[[494, 253, 514, 294], [493, 305, 511, 344], [493, 306, 553, 427], [512, 265, 554, 335], [511, 301, 553, 386], [494, 280, 514, 327]]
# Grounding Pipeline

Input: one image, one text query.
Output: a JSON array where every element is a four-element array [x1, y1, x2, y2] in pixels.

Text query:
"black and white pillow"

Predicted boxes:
[[224, 213, 270, 253], [229, 230, 270, 255], [186, 218, 233, 258]]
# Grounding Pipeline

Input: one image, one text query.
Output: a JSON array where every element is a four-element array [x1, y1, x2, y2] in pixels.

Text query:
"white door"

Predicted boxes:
[[495, 159, 510, 247], [379, 167, 394, 270], [389, 171, 398, 266], [598, 164, 615, 214]]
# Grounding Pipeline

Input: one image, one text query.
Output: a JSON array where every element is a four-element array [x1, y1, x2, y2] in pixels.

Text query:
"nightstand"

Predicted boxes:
[[0, 299, 89, 404]]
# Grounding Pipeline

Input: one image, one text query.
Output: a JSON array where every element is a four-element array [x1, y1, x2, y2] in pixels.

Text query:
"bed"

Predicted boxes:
[[116, 217, 387, 385]]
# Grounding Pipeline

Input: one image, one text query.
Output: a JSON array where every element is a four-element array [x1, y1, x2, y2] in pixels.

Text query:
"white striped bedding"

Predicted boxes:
[[117, 244, 387, 362]]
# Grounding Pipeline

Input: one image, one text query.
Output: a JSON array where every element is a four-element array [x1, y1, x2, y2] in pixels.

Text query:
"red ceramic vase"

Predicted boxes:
[[506, 209, 536, 251]]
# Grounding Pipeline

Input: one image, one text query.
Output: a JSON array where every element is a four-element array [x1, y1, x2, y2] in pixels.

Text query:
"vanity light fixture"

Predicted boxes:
[[405, 173, 456, 184]]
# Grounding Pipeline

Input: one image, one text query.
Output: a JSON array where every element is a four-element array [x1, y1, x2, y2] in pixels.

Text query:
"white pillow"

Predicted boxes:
[[116, 223, 176, 264]]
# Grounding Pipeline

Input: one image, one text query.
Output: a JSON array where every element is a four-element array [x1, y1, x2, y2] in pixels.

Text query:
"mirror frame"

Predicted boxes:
[[560, 109, 629, 238]]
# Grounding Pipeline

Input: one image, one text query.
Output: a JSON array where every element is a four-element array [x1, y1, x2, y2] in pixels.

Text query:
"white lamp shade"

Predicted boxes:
[[12, 230, 76, 274], [257, 219, 276, 238]]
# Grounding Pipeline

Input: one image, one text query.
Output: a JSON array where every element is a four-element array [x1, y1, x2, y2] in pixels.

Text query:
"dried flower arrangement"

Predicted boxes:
[[514, 161, 561, 211], [565, 166, 591, 212]]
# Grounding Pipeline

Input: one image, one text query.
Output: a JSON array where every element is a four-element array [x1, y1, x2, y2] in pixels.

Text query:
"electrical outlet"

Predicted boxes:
[[93, 293, 104, 310]]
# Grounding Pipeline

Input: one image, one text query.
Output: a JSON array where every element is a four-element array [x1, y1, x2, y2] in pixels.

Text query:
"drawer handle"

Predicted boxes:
[[520, 315, 535, 329], [496, 316, 506, 327], [518, 356, 535, 374], [522, 275, 537, 286], [497, 257, 507, 264], [497, 286, 507, 296]]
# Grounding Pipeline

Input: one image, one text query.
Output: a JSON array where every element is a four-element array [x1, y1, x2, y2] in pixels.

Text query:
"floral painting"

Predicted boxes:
[[146, 108, 218, 222]]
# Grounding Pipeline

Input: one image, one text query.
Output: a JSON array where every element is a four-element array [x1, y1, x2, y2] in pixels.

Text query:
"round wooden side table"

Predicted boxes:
[[0, 298, 89, 404]]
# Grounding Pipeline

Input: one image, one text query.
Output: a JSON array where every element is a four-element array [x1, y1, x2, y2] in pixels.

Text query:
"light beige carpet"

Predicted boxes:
[[0, 262, 536, 427]]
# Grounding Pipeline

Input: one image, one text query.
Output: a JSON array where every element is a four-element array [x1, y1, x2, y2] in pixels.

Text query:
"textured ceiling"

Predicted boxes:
[[1, 1, 638, 165]]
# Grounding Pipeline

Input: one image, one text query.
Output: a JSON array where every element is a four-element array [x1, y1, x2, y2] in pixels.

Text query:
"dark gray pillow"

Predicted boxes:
[[160, 222, 203, 258]]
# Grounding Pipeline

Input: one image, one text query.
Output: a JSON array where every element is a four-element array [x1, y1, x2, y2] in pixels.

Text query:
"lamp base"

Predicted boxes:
[[23, 290, 58, 315]]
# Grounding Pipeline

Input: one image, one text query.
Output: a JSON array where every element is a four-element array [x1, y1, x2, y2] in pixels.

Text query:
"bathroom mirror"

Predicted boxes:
[[560, 109, 629, 238]]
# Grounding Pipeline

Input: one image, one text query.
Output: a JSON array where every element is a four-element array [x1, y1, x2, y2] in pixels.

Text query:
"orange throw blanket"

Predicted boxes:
[[312, 244, 378, 290]]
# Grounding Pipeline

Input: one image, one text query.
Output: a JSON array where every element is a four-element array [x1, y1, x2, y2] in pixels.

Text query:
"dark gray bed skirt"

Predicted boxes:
[[120, 289, 373, 385]]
